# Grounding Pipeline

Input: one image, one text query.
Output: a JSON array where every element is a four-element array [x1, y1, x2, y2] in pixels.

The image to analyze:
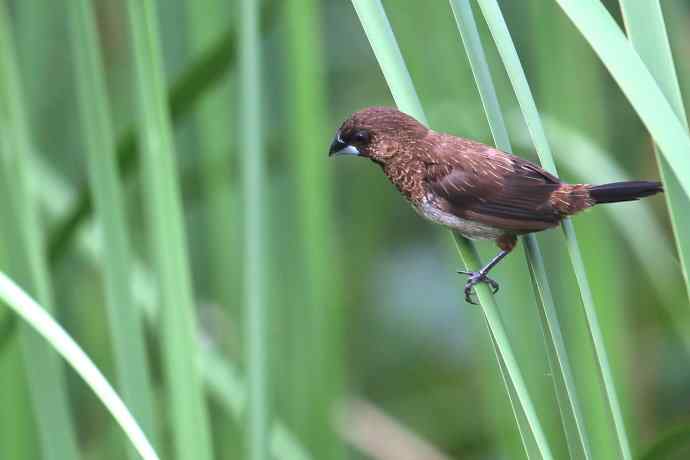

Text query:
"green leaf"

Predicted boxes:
[[618, 0, 690, 315], [553, 0, 690, 204]]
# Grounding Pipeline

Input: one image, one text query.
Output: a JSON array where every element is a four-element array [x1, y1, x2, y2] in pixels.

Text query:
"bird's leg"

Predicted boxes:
[[458, 234, 516, 304], [457, 251, 507, 303]]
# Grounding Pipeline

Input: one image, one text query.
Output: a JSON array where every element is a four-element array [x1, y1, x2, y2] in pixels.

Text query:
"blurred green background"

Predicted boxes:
[[1, 0, 690, 459]]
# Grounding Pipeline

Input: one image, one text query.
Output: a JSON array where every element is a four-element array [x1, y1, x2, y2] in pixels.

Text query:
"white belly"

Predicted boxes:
[[414, 201, 503, 240]]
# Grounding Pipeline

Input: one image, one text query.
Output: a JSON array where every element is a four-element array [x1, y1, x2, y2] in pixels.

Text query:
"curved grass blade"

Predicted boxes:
[[618, 1, 690, 304], [0, 5, 80, 459], [552, 0, 690, 203], [67, 2, 157, 457], [240, 0, 270, 459], [473, 1, 632, 457], [349, 1, 554, 458], [449, 2, 592, 458], [124, 0, 214, 459], [32, 150, 313, 460], [0, 272, 160, 460], [0, 206, 35, 460]]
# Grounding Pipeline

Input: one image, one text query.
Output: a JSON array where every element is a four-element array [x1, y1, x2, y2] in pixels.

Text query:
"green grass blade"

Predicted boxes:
[[0, 206, 36, 460], [0, 5, 81, 460], [619, 3, 686, 120], [185, 1, 238, 457], [522, 240, 590, 459], [200, 349, 312, 460], [0, 272, 160, 460], [449, 3, 592, 457], [47, 4, 277, 265], [618, 1, 690, 304], [284, 0, 345, 457], [473, 1, 632, 458], [185, 0, 237, 315], [271, 425, 312, 460], [552, 0, 690, 202], [639, 422, 690, 460], [448, 1, 510, 149], [67, 2, 157, 457], [0, 339, 37, 460], [452, 236, 552, 459], [441, 7, 549, 449], [487, 325, 542, 459], [124, 1, 214, 459], [350, 2, 554, 457], [28, 149, 314, 460], [512, 117, 690, 351], [527, 0, 607, 144], [471, 0, 554, 172], [240, 0, 269, 459], [13, 0, 55, 125], [349, 0, 428, 116]]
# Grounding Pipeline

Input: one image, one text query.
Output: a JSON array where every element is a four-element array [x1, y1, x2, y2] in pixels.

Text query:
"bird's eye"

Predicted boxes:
[[352, 130, 370, 144]]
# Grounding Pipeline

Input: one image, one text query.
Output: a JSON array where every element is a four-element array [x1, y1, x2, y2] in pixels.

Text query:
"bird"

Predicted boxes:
[[329, 106, 663, 304]]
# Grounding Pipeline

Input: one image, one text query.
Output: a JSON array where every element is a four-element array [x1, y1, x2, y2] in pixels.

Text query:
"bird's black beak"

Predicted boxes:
[[328, 132, 360, 157]]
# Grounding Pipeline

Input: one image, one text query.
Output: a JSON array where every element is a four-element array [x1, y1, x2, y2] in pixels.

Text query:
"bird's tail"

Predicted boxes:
[[588, 181, 663, 204]]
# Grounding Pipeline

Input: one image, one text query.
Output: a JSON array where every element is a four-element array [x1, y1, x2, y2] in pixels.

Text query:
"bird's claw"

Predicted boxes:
[[457, 270, 499, 304]]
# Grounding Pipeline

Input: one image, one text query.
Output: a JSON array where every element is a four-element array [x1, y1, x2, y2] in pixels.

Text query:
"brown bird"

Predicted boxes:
[[329, 107, 663, 303]]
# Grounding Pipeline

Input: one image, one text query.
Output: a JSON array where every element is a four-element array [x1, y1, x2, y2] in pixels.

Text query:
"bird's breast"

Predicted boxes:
[[383, 160, 427, 202], [413, 198, 504, 240]]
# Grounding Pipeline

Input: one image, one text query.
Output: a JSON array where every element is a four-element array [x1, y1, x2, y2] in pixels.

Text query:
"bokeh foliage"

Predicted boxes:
[[1, 0, 690, 459]]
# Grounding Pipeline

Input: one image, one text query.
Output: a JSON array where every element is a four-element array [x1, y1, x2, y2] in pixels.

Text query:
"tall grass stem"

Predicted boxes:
[[68, 1, 158, 456], [473, 1, 632, 457], [125, 0, 215, 458], [240, 0, 270, 459], [350, 1, 554, 457], [0, 4, 80, 459]]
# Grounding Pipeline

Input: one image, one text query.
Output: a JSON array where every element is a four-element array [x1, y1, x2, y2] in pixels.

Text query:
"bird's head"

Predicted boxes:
[[328, 107, 428, 165]]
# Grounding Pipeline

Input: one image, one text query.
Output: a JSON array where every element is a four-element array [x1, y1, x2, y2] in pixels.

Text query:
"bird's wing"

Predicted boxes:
[[425, 142, 563, 232]]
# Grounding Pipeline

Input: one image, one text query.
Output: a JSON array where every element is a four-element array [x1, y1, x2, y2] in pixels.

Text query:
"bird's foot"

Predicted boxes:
[[457, 270, 499, 305]]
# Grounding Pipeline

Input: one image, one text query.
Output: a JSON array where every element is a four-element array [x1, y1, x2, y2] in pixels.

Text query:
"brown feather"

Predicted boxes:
[[331, 107, 659, 242], [423, 134, 563, 232]]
